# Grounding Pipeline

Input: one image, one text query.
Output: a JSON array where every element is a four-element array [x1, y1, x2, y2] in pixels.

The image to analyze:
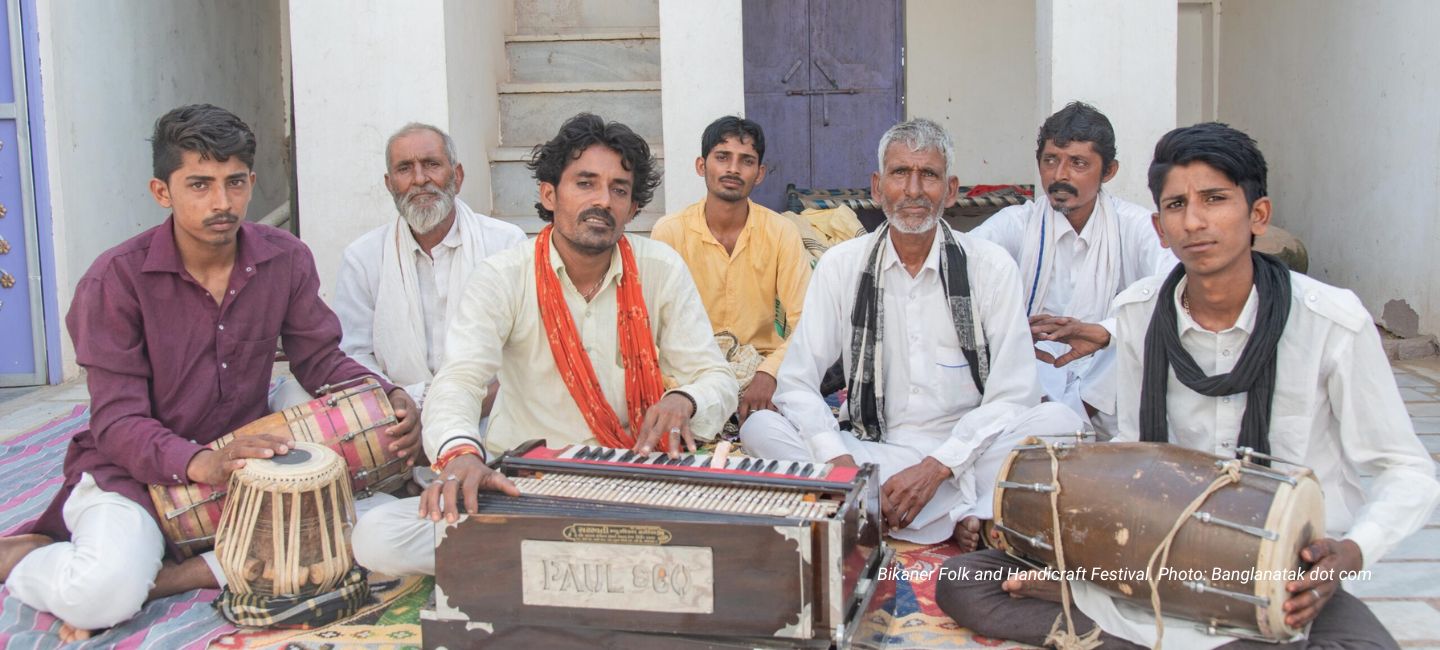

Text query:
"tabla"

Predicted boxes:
[[149, 377, 403, 558], [213, 441, 354, 596], [992, 439, 1323, 641]]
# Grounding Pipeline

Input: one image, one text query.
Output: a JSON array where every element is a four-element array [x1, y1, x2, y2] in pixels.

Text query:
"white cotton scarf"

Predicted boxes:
[[372, 198, 491, 386], [1017, 190, 1124, 323]]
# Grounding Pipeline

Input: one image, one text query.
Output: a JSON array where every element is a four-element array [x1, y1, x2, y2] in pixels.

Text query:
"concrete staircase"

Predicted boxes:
[[492, 0, 664, 233]]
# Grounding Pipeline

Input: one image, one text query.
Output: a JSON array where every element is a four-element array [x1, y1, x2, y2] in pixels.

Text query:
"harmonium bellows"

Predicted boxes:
[[422, 440, 891, 649]]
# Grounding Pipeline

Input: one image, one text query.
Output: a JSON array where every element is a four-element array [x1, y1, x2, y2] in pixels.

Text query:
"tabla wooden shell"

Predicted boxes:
[[148, 378, 401, 558], [213, 441, 355, 597], [993, 439, 1323, 641]]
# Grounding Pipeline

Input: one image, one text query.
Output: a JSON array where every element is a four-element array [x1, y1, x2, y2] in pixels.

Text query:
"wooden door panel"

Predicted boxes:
[[744, 92, 811, 211], [809, 0, 901, 91], [810, 91, 895, 192]]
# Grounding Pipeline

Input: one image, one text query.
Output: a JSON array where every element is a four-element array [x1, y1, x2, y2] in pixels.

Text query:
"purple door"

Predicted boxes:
[[0, 0, 47, 386], [742, 0, 903, 212]]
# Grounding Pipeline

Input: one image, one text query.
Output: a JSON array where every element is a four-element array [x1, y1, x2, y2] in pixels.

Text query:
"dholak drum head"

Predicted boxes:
[[1256, 471, 1324, 639]]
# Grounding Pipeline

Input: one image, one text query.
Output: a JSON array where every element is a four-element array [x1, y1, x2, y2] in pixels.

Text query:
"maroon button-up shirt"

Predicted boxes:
[[25, 217, 391, 541]]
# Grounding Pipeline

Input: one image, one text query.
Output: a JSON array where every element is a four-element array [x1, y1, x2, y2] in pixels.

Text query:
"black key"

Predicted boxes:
[[763, 460, 780, 473], [651, 454, 669, 465], [800, 464, 815, 477], [681, 455, 697, 466], [786, 461, 800, 475], [618, 450, 636, 463], [574, 446, 594, 460], [737, 458, 753, 471], [601, 447, 619, 460]]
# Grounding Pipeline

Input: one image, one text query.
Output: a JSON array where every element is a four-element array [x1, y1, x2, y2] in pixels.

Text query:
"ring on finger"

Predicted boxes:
[[446, 474, 459, 482], [1311, 588, 1321, 601]]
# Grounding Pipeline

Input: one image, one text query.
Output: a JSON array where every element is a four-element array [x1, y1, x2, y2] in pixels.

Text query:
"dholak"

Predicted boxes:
[[993, 439, 1323, 641], [214, 441, 355, 596], [149, 377, 403, 558]]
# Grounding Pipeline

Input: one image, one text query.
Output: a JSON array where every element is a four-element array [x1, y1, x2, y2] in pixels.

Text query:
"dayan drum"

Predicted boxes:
[[214, 441, 355, 597], [993, 439, 1324, 642], [149, 377, 403, 558]]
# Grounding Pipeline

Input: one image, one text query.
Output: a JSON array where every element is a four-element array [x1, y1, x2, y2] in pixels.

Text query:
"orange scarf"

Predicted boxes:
[[535, 226, 666, 450]]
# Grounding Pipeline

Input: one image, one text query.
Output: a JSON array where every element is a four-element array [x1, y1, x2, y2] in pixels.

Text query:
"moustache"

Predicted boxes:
[[1047, 182, 1079, 196], [895, 199, 936, 211], [720, 175, 744, 184], [204, 213, 240, 226], [579, 207, 616, 227]]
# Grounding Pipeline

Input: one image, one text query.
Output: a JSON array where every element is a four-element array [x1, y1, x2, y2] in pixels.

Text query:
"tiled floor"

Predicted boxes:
[[2, 359, 1439, 646]]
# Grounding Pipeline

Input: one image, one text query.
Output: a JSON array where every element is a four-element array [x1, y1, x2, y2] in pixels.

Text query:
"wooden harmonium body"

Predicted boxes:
[[423, 440, 889, 649]]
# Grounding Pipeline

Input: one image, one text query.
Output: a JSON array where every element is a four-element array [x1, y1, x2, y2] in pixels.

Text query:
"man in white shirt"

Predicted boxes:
[[938, 123, 1436, 648], [350, 113, 737, 576], [740, 119, 1082, 552], [334, 123, 526, 419], [971, 102, 1176, 437]]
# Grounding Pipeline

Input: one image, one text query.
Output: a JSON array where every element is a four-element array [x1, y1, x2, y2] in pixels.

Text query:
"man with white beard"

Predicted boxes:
[[335, 124, 526, 436], [739, 119, 1082, 552]]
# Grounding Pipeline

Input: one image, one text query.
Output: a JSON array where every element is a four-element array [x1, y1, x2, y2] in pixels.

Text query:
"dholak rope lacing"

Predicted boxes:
[[1041, 442, 1102, 650], [1142, 459, 1243, 649]]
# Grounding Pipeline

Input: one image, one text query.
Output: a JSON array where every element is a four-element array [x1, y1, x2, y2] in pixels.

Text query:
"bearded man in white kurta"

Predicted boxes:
[[741, 119, 1082, 552], [971, 102, 1175, 436]]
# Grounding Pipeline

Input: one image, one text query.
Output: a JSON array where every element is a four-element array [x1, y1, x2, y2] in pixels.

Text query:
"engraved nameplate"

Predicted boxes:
[[521, 539, 715, 613]]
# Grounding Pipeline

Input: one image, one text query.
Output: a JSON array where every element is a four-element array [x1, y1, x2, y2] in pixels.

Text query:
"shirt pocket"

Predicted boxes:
[[933, 345, 981, 410]]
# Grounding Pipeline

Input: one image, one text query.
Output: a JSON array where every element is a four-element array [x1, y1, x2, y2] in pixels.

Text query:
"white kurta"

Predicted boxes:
[[1067, 269, 1440, 649], [740, 225, 1083, 543], [971, 191, 1176, 420], [333, 199, 526, 404]]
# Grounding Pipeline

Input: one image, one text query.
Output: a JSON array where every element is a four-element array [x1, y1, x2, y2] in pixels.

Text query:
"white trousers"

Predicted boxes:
[[352, 497, 438, 576], [739, 402, 1083, 544], [7, 472, 394, 630]]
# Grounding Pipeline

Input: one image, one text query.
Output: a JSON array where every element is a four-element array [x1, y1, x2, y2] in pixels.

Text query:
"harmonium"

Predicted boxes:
[[421, 440, 894, 649]]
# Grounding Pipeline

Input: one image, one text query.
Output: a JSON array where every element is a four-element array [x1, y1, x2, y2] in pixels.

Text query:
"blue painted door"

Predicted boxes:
[[0, 0, 45, 386], [742, 0, 903, 211]]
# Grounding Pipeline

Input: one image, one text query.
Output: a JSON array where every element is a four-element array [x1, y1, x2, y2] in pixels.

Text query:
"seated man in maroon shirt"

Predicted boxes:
[[0, 104, 419, 642]]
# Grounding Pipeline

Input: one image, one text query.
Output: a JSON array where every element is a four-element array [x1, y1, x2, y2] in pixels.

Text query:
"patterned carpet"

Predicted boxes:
[[0, 406, 1028, 649]]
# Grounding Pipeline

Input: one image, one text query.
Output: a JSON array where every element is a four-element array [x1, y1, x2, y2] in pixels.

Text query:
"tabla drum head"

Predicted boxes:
[[237, 440, 346, 486]]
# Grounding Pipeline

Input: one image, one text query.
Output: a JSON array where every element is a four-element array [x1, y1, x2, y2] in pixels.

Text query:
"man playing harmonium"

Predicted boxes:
[[938, 123, 1439, 648], [651, 115, 812, 424], [352, 113, 738, 576], [739, 118, 1084, 552], [0, 104, 419, 642], [334, 122, 525, 416], [970, 102, 1176, 437]]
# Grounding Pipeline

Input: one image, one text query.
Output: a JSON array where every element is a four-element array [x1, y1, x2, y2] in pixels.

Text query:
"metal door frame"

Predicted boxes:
[[0, 0, 47, 386]]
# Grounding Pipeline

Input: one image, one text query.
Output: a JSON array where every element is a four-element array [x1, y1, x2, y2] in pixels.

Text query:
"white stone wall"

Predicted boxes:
[[1217, 0, 1440, 335], [657, 0, 745, 211], [288, 0, 509, 298], [37, 0, 289, 378], [1036, 0, 1177, 208], [904, 0, 1038, 185]]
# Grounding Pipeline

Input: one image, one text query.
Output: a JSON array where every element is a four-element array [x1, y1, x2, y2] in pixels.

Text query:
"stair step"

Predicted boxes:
[[507, 37, 660, 84], [515, 0, 658, 35], [499, 88, 661, 147], [492, 213, 663, 235], [498, 80, 659, 95], [490, 157, 666, 219], [507, 30, 658, 43], [491, 146, 665, 163]]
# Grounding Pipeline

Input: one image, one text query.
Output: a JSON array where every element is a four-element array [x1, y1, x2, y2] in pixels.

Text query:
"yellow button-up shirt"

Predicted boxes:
[[651, 200, 813, 378], [423, 235, 738, 457]]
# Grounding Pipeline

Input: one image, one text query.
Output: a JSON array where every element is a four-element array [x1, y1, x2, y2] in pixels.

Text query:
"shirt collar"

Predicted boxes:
[[682, 199, 761, 242], [1174, 275, 1260, 337], [881, 224, 944, 276], [403, 213, 465, 257], [141, 216, 282, 274], [547, 232, 626, 291]]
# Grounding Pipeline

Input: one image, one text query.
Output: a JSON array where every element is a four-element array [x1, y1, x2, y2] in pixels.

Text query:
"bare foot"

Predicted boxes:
[[0, 534, 53, 581], [58, 622, 93, 643], [149, 556, 219, 600], [1002, 568, 1063, 603], [953, 516, 986, 553]]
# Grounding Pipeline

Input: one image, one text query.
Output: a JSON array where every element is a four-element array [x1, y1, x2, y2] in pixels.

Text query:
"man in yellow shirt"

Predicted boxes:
[[652, 116, 813, 423]]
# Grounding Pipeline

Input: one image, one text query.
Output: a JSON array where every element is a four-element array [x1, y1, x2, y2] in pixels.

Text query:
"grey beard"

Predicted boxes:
[[396, 187, 455, 235], [887, 211, 940, 234]]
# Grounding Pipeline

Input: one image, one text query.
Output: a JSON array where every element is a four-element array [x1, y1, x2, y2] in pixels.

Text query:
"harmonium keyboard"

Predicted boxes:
[[422, 440, 893, 649]]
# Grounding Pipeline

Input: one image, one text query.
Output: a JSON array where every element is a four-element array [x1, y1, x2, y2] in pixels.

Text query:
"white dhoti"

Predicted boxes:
[[739, 402, 1082, 544], [8, 472, 395, 630], [352, 497, 438, 576]]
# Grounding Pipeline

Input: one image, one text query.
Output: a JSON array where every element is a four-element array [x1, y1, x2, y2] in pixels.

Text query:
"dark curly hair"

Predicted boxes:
[[1036, 101, 1116, 172], [527, 113, 661, 222], [151, 104, 257, 183]]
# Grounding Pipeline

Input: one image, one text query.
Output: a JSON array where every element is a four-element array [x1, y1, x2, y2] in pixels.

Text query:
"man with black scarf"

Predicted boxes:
[[936, 123, 1436, 648]]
